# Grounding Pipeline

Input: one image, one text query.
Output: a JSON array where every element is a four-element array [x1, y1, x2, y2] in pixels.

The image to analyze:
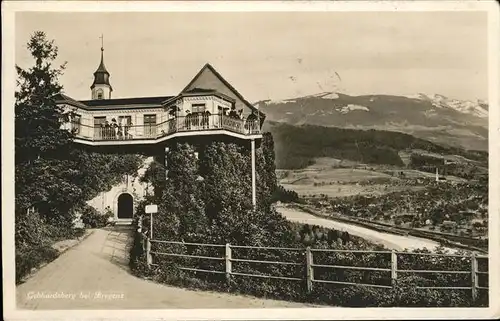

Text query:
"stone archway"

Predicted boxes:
[[117, 193, 134, 219]]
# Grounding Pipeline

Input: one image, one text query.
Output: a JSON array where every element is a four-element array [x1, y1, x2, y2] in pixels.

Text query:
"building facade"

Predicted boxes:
[[57, 45, 264, 224]]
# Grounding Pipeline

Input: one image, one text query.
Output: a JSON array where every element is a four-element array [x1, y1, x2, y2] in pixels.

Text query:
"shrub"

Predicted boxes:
[[15, 209, 58, 283], [16, 244, 59, 284], [80, 206, 112, 228]]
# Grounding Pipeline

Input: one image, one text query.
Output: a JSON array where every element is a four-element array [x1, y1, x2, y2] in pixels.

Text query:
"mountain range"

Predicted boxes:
[[255, 92, 488, 151]]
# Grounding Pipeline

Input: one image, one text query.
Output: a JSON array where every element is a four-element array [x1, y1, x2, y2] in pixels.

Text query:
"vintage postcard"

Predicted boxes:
[[2, 1, 499, 320]]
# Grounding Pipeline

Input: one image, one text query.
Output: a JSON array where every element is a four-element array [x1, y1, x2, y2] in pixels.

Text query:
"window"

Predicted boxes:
[[144, 114, 157, 125], [93, 116, 106, 139], [218, 105, 230, 115], [95, 89, 104, 99], [118, 116, 132, 126], [144, 114, 157, 137], [191, 103, 206, 114], [96, 89, 104, 100], [93, 116, 106, 127]]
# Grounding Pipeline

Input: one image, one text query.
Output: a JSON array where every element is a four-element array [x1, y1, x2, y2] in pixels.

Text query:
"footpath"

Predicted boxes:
[[16, 227, 313, 309]]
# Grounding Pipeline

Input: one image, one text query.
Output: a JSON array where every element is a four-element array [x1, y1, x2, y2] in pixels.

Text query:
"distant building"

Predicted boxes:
[[435, 167, 447, 182]]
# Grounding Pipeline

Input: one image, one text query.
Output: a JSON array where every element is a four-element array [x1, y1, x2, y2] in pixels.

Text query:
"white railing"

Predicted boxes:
[[72, 114, 260, 142]]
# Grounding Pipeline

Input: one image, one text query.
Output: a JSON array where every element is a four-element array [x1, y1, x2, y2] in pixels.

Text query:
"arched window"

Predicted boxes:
[[96, 89, 104, 100]]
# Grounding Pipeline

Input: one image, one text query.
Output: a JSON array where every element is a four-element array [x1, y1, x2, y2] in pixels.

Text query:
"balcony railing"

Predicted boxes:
[[71, 114, 261, 142]]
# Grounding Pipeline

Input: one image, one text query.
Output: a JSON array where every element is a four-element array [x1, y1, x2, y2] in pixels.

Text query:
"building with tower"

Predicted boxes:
[[56, 40, 264, 224]]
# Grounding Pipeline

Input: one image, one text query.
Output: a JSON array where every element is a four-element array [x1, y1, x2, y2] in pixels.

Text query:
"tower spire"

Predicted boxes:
[[91, 34, 112, 99]]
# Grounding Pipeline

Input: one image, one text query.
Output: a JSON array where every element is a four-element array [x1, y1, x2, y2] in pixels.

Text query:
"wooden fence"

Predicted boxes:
[[139, 233, 489, 301]]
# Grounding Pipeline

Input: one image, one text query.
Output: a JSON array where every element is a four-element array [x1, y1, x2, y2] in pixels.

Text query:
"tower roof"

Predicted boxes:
[[91, 42, 112, 90], [95, 48, 109, 74]]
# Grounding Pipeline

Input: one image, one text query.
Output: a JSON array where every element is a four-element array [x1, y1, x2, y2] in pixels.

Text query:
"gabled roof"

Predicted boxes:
[[181, 63, 265, 118]]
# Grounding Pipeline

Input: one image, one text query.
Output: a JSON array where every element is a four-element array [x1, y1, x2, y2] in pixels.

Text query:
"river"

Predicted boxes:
[[276, 205, 456, 252]]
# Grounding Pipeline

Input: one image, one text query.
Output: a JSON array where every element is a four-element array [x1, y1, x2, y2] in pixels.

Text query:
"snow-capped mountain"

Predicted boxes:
[[256, 92, 488, 151], [405, 93, 488, 119]]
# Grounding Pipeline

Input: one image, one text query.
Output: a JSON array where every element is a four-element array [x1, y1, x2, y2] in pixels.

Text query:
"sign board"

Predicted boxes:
[[145, 204, 158, 214]]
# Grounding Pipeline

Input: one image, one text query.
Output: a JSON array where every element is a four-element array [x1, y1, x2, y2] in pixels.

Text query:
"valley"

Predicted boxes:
[[267, 110, 489, 253]]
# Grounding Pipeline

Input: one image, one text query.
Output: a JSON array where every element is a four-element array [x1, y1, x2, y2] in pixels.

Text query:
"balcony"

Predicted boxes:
[[71, 114, 261, 144]]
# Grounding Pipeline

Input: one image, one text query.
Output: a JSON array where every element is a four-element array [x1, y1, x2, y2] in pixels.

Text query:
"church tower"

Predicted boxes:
[[91, 35, 112, 100]]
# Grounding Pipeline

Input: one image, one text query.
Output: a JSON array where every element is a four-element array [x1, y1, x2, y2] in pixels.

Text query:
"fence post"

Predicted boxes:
[[471, 253, 478, 302], [225, 243, 232, 285], [306, 247, 314, 294], [146, 237, 153, 266], [391, 250, 398, 287]]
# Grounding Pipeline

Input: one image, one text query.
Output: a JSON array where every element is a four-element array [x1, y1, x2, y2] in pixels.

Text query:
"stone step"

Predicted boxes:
[[114, 219, 133, 226]]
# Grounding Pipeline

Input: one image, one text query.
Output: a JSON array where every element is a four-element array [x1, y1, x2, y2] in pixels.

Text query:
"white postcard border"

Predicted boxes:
[[2, 1, 499, 320]]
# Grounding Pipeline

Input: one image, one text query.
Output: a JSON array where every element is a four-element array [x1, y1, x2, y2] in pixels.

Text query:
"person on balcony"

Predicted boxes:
[[117, 123, 123, 139], [228, 107, 238, 119], [124, 121, 132, 139], [111, 118, 119, 139]]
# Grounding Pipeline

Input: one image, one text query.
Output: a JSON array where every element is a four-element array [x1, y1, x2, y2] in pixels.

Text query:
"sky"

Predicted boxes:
[[15, 11, 488, 102]]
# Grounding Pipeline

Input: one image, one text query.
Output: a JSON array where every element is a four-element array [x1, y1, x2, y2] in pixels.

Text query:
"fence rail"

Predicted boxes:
[[139, 234, 489, 301]]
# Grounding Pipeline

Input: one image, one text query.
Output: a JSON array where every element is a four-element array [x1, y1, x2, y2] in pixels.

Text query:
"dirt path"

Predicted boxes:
[[16, 227, 314, 309], [277, 206, 455, 252]]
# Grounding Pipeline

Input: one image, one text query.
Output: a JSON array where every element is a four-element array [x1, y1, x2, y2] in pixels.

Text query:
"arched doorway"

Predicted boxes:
[[117, 193, 133, 219]]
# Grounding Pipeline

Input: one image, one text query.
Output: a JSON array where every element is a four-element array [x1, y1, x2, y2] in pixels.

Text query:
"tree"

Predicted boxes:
[[15, 31, 79, 223], [15, 31, 73, 166], [14, 32, 146, 282], [15, 31, 144, 227], [14, 32, 81, 281]]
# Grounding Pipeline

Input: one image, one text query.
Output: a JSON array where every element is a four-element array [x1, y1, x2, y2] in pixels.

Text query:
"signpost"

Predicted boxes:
[[145, 204, 158, 239]]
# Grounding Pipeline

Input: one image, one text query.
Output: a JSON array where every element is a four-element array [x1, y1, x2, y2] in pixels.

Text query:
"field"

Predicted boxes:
[[278, 158, 439, 198]]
